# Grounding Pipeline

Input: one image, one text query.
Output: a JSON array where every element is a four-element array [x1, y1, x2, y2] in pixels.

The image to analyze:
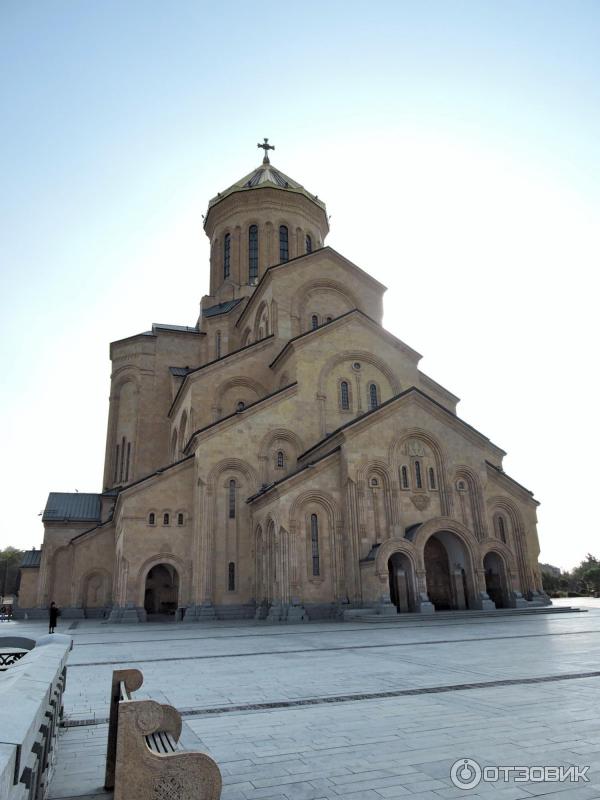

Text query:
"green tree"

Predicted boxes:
[[572, 554, 600, 595], [0, 547, 25, 597]]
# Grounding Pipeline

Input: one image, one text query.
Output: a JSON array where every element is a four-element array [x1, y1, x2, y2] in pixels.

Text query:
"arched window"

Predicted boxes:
[[228, 479, 236, 519], [276, 450, 285, 468], [401, 466, 409, 489], [415, 460, 422, 489], [248, 225, 258, 281], [428, 467, 436, 490], [370, 477, 379, 487], [215, 331, 221, 359], [114, 443, 120, 483], [148, 512, 155, 525], [228, 562, 235, 591], [497, 515, 507, 543], [340, 380, 350, 410], [326, 316, 333, 323], [368, 383, 378, 410], [223, 233, 231, 279], [306, 234, 312, 254], [163, 512, 170, 526], [310, 513, 320, 576], [311, 314, 319, 330], [236, 400, 245, 412], [177, 513, 184, 526], [279, 225, 289, 262]]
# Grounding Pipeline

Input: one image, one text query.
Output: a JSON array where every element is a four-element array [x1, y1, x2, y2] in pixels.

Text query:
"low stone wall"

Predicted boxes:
[[0, 633, 72, 800]]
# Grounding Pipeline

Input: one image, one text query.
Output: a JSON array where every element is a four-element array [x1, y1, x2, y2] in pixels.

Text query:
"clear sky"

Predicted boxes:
[[1, 1, 598, 570]]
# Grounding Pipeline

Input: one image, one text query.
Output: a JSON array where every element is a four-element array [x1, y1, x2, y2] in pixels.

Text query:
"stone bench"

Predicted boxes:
[[0, 633, 72, 800], [105, 668, 222, 800]]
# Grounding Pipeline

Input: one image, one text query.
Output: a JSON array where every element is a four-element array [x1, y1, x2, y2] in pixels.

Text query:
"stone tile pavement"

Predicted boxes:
[[5, 603, 600, 799]]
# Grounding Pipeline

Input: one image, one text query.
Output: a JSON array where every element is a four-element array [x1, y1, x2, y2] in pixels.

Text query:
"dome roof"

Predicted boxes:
[[205, 159, 326, 223]]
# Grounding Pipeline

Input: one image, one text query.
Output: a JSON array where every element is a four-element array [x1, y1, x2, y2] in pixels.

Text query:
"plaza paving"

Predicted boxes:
[[7, 600, 600, 800]]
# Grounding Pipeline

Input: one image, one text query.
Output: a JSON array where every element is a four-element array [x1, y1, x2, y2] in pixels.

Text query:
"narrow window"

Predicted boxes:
[[229, 479, 236, 519], [228, 562, 235, 591], [177, 513, 184, 526], [223, 233, 231, 279], [310, 513, 320, 576], [368, 383, 378, 410], [236, 400, 245, 412], [125, 442, 131, 482], [401, 466, 409, 489], [277, 450, 285, 468], [279, 225, 289, 262], [114, 444, 120, 483], [216, 331, 221, 359], [163, 512, 170, 525], [326, 316, 333, 323], [428, 467, 436, 489], [148, 512, 155, 525], [248, 225, 258, 281], [340, 380, 350, 410], [306, 234, 312, 254], [498, 515, 506, 543], [311, 314, 319, 330], [415, 460, 422, 489], [119, 436, 126, 482]]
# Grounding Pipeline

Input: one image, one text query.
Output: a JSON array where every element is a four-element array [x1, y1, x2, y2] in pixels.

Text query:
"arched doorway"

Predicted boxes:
[[424, 532, 472, 611], [387, 552, 415, 612], [144, 564, 179, 619], [484, 551, 509, 609]]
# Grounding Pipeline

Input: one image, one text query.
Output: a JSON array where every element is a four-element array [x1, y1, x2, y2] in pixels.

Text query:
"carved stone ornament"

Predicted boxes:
[[410, 494, 431, 510], [403, 439, 426, 457], [153, 774, 186, 800]]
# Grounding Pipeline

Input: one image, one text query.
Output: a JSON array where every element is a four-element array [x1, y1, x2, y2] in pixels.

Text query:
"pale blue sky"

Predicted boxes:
[[1, 1, 599, 569]]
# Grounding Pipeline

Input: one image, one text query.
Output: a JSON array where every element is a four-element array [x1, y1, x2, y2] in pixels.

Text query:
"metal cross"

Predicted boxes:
[[257, 137, 275, 164]]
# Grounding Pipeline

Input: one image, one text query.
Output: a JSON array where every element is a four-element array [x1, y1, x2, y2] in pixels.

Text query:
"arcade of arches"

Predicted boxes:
[[20, 146, 548, 622]]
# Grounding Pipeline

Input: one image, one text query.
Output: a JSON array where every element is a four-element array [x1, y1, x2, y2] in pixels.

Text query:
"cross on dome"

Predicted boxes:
[[257, 137, 275, 164]]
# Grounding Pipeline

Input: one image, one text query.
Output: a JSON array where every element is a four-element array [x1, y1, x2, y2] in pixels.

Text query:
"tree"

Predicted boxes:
[[572, 554, 600, 595], [0, 547, 26, 597]]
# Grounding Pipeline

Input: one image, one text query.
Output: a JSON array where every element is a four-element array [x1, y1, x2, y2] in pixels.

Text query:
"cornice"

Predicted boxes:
[[485, 461, 539, 506], [247, 447, 342, 509]]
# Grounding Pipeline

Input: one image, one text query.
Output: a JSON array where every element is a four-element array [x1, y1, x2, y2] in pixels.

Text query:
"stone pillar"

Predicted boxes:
[[415, 569, 435, 614]]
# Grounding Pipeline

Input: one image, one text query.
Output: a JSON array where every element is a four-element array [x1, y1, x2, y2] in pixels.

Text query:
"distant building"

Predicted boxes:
[[16, 144, 548, 622]]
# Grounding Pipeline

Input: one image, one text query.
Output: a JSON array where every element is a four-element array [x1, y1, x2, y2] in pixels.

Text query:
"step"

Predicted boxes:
[[346, 606, 585, 624]]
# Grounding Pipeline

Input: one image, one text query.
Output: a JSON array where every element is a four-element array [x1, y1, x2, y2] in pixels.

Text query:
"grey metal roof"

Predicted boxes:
[[202, 299, 243, 318], [42, 492, 102, 523], [20, 549, 41, 568], [169, 366, 192, 377], [206, 161, 326, 219], [151, 323, 201, 335]]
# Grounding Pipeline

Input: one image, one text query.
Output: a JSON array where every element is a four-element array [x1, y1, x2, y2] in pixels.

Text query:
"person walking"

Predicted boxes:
[[49, 601, 59, 634]]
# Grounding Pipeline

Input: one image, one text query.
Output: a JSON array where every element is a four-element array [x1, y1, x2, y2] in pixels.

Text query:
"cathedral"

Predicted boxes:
[[17, 141, 548, 622]]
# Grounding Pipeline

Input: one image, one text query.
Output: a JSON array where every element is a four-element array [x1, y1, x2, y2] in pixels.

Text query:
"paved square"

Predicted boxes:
[[8, 602, 600, 800]]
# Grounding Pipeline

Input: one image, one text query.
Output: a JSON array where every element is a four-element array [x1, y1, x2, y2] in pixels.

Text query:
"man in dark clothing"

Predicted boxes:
[[49, 602, 59, 633]]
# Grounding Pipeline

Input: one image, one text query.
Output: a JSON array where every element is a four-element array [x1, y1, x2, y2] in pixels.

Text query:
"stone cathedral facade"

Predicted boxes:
[[18, 144, 548, 621]]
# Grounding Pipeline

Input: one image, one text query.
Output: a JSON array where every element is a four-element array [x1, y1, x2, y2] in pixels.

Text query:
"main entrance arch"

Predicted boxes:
[[423, 531, 472, 611], [143, 564, 179, 618]]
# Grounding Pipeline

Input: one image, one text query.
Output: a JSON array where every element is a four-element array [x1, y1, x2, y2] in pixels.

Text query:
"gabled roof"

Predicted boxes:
[[269, 308, 421, 370], [184, 382, 298, 453], [168, 335, 275, 419], [20, 549, 41, 568], [42, 492, 102, 523], [246, 447, 341, 504], [235, 246, 387, 330], [298, 386, 506, 462]]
